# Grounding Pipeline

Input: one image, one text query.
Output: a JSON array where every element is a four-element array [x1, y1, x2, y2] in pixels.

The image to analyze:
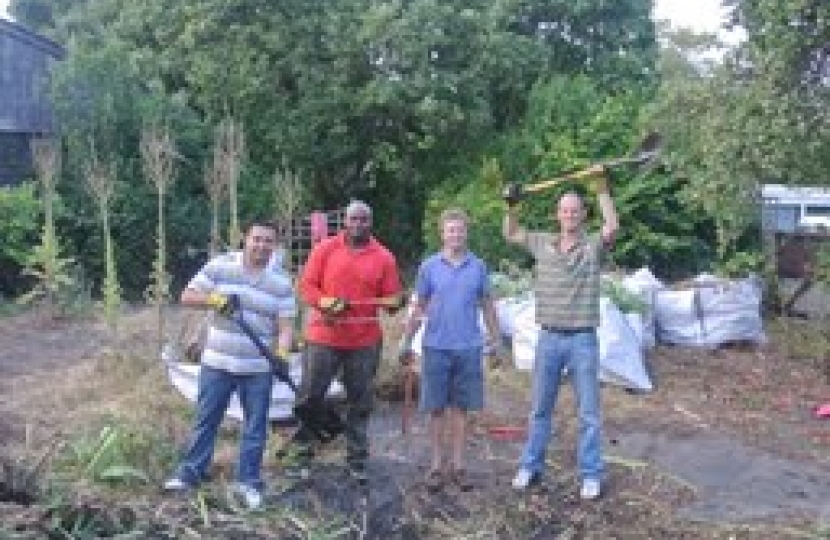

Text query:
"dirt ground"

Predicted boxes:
[[0, 306, 828, 539]]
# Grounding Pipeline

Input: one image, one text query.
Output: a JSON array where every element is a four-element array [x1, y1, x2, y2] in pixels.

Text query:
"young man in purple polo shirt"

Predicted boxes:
[[398, 208, 502, 492]]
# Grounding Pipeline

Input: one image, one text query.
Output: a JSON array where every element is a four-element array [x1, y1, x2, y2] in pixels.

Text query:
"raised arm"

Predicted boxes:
[[481, 295, 500, 346], [594, 173, 619, 246], [503, 205, 528, 245]]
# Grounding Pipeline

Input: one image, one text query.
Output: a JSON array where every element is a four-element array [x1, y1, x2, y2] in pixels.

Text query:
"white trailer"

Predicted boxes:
[[761, 184, 830, 232]]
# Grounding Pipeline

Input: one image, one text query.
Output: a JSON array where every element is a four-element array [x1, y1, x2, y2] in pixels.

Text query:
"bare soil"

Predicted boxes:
[[0, 306, 828, 539]]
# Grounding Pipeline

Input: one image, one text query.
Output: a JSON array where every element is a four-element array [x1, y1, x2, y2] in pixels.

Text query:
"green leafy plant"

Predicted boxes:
[[601, 279, 647, 314], [717, 250, 764, 279], [17, 242, 77, 306], [56, 423, 177, 487], [19, 139, 80, 317], [0, 183, 41, 268], [490, 260, 533, 299]]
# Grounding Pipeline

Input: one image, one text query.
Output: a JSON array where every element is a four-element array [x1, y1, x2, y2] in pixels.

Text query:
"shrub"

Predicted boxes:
[[0, 183, 41, 295]]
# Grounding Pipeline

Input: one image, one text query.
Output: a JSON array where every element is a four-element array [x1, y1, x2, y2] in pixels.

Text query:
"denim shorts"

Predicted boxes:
[[420, 347, 484, 412]]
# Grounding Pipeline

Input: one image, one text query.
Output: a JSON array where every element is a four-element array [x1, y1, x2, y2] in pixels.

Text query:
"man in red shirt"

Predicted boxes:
[[293, 200, 402, 483]]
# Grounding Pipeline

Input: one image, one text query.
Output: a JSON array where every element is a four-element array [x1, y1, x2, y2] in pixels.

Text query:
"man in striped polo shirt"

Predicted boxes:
[[164, 218, 296, 509], [503, 168, 618, 500]]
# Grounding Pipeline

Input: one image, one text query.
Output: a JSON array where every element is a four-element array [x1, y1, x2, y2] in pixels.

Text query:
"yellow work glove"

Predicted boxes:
[[502, 183, 524, 207], [319, 296, 348, 314], [206, 292, 238, 317], [272, 344, 290, 360], [589, 170, 610, 195]]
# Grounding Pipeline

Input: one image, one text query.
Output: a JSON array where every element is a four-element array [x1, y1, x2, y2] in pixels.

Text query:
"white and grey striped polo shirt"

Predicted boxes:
[[187, 251, 297, 374]]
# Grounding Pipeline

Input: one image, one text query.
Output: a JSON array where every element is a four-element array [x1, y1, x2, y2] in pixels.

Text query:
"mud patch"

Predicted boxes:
[[611, 431, 830, 522]]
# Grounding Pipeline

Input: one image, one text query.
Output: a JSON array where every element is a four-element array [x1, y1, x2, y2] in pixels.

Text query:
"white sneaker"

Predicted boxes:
[[238, 484, 263, 510], [580, 478, 601, 500], [511, 469, 539, 490], [163, 477, 191, 492]]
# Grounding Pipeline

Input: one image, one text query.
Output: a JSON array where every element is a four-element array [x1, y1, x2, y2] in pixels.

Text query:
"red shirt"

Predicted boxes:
[[300, 232, 402, 349]]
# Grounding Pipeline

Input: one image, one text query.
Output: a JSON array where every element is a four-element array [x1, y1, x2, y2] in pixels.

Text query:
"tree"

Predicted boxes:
[[19, 0, 659, 283], [648, 10, 829, 272], [426, 75, 710, 277]]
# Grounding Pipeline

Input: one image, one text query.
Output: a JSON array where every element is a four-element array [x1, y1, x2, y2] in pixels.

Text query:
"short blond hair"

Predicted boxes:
[[440, 207, 469, 226]]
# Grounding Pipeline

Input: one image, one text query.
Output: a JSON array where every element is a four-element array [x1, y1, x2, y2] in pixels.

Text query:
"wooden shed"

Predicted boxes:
[[0, 18, 65, 187]]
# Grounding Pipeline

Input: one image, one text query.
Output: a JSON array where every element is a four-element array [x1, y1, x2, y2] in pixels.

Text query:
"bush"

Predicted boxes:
[[0, 182, 42, 296]]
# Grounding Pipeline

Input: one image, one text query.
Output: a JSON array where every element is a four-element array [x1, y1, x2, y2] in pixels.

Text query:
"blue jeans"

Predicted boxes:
[[519, 329, 604, 481], [174, 365, 273, 491], [420, 347, 484, 412]]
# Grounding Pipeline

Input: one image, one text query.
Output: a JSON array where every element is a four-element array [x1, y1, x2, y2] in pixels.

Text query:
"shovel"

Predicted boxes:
[[503, 132, 662, 202], [225, 297, 345, 443]]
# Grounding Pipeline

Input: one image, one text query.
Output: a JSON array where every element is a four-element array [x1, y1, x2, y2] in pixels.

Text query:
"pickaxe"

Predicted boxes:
[[503, 132, 661, 204]]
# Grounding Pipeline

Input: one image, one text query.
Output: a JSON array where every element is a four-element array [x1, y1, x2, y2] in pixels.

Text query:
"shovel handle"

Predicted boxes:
[[524, 164, 606, 194]]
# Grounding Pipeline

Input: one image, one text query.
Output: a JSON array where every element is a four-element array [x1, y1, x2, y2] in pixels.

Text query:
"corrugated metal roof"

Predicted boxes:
[[0, 18, 65, 59]]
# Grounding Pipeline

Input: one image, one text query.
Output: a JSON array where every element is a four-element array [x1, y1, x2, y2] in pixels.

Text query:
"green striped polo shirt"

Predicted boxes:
[[523, 231, 605, 329]]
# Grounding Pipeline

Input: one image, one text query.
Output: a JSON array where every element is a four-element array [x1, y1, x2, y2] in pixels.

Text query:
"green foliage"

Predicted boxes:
[[48, 40, 211, 300], [424, 156, 529, 266], [649, 12, 830, 269], [717, 250, 765, 279], [601, 278, 647, 314], [55, 423, 177, 486], [489, 261, 533, 299], [816, 243, 830, 290], [0, 183, 41, 265], [17, 242, 94, 318], [0, 183, 42, 294], [17, 239, 76, 306], [426, 75, 710, 276], [4, 0, 662, 295]]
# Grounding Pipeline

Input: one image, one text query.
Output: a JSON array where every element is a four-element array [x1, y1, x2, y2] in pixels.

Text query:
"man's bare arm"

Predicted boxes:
[[181, 288, 212, 308], [595, 174, 619, 246], [503, 206, 527, 245], [481, 296, 500, 344], [401, 299, 426, 341], [396, 298, 426, 364], [276, 316, 294, 353]]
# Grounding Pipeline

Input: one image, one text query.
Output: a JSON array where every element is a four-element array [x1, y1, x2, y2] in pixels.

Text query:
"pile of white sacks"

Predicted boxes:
[[410, 268, 766, 393]]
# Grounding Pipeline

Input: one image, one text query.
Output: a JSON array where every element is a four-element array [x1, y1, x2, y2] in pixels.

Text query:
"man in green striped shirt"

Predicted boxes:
[[503, 167, 618, 500]]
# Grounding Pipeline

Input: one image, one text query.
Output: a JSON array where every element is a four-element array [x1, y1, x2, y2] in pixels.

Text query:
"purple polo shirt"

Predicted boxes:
[[415, 251, 491, 350]]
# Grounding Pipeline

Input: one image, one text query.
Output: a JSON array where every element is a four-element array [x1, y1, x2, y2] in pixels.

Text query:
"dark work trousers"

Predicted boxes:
[[294, 342, 381, 467]]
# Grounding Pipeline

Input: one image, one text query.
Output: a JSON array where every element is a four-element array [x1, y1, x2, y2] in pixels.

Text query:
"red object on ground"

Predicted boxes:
[[815, 403, 830, 419], [487, 425, 527, 442], [310, 211, 328, 244]]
